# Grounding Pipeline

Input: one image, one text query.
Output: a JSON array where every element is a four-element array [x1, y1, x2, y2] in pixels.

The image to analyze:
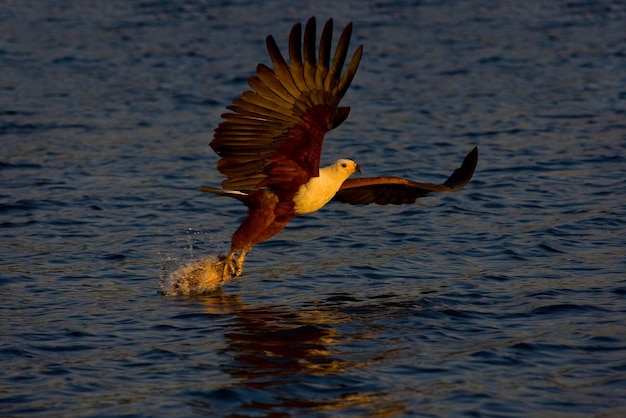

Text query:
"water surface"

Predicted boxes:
[[2, 1, 625, 416]]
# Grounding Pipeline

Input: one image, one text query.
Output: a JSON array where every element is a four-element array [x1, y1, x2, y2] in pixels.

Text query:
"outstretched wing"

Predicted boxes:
[[210, 17, 363, 192], [333, 147, 478, 205]]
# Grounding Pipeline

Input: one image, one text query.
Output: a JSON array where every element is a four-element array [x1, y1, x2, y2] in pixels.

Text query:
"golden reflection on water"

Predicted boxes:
[[195, 292, 407, 416]]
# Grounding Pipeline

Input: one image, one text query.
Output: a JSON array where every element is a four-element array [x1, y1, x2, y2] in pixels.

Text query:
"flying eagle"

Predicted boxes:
[[201, 17, 478, 278]]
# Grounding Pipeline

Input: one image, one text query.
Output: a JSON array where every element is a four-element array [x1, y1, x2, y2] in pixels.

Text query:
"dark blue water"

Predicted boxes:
[[2, 1, 626, 416]]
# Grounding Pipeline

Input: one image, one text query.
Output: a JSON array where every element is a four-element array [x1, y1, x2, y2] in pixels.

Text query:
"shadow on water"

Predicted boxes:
[[183, 291, 408, 416]]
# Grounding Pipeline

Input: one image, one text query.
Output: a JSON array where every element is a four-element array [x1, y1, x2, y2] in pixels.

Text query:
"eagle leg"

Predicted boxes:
[[219, 248, 248, 279], [219, 251, 238, 279], [234, 248, 249, 277]]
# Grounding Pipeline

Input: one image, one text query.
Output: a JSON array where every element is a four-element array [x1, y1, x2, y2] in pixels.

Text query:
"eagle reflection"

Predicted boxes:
[[194, 293, 406, 415]]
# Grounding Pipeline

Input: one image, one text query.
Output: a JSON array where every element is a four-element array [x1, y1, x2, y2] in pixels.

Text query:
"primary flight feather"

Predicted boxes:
[[202, 17, 478, 278]]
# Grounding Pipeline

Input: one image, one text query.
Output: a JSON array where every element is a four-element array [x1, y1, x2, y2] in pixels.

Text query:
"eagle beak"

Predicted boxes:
[[355, 163, 362, 174]]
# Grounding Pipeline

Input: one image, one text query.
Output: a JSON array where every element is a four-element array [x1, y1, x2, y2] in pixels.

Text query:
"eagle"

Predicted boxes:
[[201, 17, 478, 278]]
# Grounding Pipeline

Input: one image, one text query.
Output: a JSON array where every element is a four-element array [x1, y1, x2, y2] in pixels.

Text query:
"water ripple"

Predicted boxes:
[[2, 1, 626, 416]]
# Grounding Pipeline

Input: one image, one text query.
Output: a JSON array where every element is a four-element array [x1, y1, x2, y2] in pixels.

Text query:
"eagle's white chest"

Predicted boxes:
[[291, 159, 359, 215], [293, 174, 342, 215], [293, 164, 354, 215]]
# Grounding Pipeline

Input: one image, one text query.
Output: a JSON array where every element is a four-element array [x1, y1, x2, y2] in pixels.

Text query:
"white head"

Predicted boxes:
[[328, 159, 361, 181]]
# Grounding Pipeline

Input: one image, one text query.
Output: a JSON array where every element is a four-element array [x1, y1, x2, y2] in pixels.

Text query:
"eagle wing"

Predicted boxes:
[[210, 17, 363, 192], [334, 147, 478, 205]]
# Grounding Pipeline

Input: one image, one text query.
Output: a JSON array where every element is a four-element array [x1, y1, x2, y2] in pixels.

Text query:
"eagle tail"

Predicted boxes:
[[199, 186, 248, 202]]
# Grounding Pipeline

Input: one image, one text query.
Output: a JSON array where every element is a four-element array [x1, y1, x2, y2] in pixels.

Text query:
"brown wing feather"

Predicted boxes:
[[334, 147, 478, 205], [210, 17, 363, 192]]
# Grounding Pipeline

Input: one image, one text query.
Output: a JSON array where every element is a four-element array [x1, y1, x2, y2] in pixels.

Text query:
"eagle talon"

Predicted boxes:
[[217, 253, 236, 280]]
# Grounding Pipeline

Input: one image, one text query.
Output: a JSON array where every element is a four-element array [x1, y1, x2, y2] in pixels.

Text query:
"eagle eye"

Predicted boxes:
[[341, 163, 347, 168]]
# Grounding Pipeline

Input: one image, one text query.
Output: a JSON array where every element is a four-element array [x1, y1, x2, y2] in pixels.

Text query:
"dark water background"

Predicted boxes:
[[2, 0, 625, 416]]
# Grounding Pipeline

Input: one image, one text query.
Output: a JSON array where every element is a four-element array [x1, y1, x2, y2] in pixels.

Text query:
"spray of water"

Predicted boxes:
[[160, 255, 234, 296]]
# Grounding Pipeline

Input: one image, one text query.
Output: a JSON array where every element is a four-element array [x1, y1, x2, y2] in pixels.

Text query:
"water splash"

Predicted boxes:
[[160, 255, 234, 296]]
